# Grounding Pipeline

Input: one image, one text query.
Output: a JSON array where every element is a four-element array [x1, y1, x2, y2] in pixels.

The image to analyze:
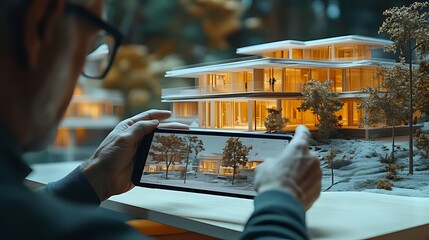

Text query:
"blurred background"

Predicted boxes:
[[25, 0, 419, 163]]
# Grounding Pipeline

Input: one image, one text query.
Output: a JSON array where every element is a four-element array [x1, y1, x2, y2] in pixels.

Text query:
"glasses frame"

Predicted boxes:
[[65, 2, 123, 79]]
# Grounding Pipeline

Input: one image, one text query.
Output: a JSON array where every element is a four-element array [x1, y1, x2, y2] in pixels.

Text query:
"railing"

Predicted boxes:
[[171, 56, 262, 70], [161, 82, 308, 97], [162, 83, 253, 97]]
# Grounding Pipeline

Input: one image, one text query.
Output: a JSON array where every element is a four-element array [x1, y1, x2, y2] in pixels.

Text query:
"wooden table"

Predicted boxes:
[[26, 162, 429, 240]]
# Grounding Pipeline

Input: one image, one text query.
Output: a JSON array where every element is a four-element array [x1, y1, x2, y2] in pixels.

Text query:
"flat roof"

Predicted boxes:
[[236, 35, 394, 55], [165, 58, 396, 78]]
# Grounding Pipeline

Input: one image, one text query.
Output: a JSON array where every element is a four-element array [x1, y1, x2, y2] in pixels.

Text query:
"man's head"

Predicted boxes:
[[0, 0, 103, 151]]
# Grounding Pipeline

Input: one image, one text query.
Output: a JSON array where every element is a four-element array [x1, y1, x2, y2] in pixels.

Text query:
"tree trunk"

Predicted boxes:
[[391, 123, 395, 161], [166, 159, 171, 180], [184, 154, 189, 184], [232, 165, 236, 185], [409, 41, 414, 174]]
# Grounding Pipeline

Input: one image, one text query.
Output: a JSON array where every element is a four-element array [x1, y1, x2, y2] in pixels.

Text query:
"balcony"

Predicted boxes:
[[162, 82, 307, 101]]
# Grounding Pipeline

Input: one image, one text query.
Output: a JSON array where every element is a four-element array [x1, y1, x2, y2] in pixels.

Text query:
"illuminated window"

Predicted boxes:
[[284, 69, 309, 92], [173, 102, 198, 117], [292, 49, 303, 59]]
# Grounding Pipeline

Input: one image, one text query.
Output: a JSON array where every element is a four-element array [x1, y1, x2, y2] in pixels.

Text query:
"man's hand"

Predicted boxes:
[[81, 109, 188, 201], [254, 125, 321, 210]]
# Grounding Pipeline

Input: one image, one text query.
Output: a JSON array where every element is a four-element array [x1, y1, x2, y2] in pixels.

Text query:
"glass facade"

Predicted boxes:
[[170, 43, 383, 130], [281, 100, 316, 126], [174, 97, 365, 131], [284, 69, 309, 92], [344, 67, 379, 91], [264, 44, 371, 61], [173, 102, 198, 118]]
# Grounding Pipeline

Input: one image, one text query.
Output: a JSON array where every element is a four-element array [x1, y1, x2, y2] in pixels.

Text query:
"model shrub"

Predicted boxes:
[[415, 129, 429, 158], [377, 180, 392, 191], [298, 80, 344, 142], [264, 107, 290, 133], [385, 164, 404, 181]]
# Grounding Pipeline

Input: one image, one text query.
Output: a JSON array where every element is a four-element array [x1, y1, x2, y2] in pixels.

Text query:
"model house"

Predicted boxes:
[[198, 152, 263, 175], [163, 35, 395, 134], [49, 78, 125, 161]]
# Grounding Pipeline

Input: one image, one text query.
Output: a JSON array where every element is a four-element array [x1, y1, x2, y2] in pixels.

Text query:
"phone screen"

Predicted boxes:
[[134, 129, 291, 198]]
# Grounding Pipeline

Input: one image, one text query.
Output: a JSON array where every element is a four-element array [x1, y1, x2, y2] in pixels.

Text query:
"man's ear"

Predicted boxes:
[[23, 0, 65, 70]]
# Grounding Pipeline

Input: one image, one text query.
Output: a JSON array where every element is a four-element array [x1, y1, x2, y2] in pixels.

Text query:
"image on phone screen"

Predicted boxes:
[[135, 129, 291, 198]]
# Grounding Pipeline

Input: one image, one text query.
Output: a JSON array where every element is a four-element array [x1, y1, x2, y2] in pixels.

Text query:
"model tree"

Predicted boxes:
[[264, 107, 290, 133], [415, 129, 429, 159], [182, 135, 205, 184], [149, 135, 187, 179], [416, 61, 429, 117], [298, 80, 344, 142], [358, 61, 410, 160], [379, 1, 429, 174], [222, 137, 252, 185]]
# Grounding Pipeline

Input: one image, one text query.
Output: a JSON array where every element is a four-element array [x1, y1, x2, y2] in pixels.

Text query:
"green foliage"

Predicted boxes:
[[222, 137, 252, 185], [377, 180, 392, 191], [264, 107, 290, 133], [415, 129, 429, 158], [298, 80, 344, 141]]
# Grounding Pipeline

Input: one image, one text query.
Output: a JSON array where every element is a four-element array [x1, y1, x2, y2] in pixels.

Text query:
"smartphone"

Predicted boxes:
[[132, 128, 292, 198]]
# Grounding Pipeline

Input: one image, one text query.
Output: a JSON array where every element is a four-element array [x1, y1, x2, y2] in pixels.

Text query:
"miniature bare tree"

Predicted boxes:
[[222, 137, 252, 185], [149, 134, 187, 179], [379, 1, 429, 174], [325, 149, 338, 189], [298, 79, 344, 142], [358, 61, 410, 160], [264, 107, 290, 133], [182, 135, 205, 184]]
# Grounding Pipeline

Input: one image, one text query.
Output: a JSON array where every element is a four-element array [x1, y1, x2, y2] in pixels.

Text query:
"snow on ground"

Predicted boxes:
[[139, 135, 429, 198], [316, 136, 429, 197]]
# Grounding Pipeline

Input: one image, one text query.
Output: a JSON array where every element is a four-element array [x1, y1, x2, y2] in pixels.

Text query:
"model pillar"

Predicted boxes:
[[248, 100, 254, 131], [253, 69, 264, 91]]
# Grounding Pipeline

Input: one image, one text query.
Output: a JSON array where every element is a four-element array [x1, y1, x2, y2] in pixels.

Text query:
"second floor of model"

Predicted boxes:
[[164, 35, 395, 100], [163, 64, 391, 100]]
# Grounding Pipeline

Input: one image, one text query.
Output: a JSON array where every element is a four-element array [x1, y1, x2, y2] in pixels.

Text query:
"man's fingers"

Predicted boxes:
[[297, 157, 322, 188], [130, 110, 172, 123], [293, 125, 311, 144], [285, 125, 311, 156], [159, 122, 190, 130], [123, 119, 159, 143]]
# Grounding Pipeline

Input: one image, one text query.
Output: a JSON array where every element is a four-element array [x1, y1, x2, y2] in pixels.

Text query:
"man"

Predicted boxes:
[[0, 0, 322, 239]]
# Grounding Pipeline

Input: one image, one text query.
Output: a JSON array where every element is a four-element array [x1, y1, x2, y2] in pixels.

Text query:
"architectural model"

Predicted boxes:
[[163, 35, 396, 133], [50, 78, 125, 161]]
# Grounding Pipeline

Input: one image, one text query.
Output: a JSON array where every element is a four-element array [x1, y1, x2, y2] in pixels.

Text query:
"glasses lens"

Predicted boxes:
[[82, 31, 115, 78]]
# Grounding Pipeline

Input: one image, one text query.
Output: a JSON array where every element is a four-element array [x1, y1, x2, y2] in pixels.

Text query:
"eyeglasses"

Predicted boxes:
[[65, 2, 123, 79]]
